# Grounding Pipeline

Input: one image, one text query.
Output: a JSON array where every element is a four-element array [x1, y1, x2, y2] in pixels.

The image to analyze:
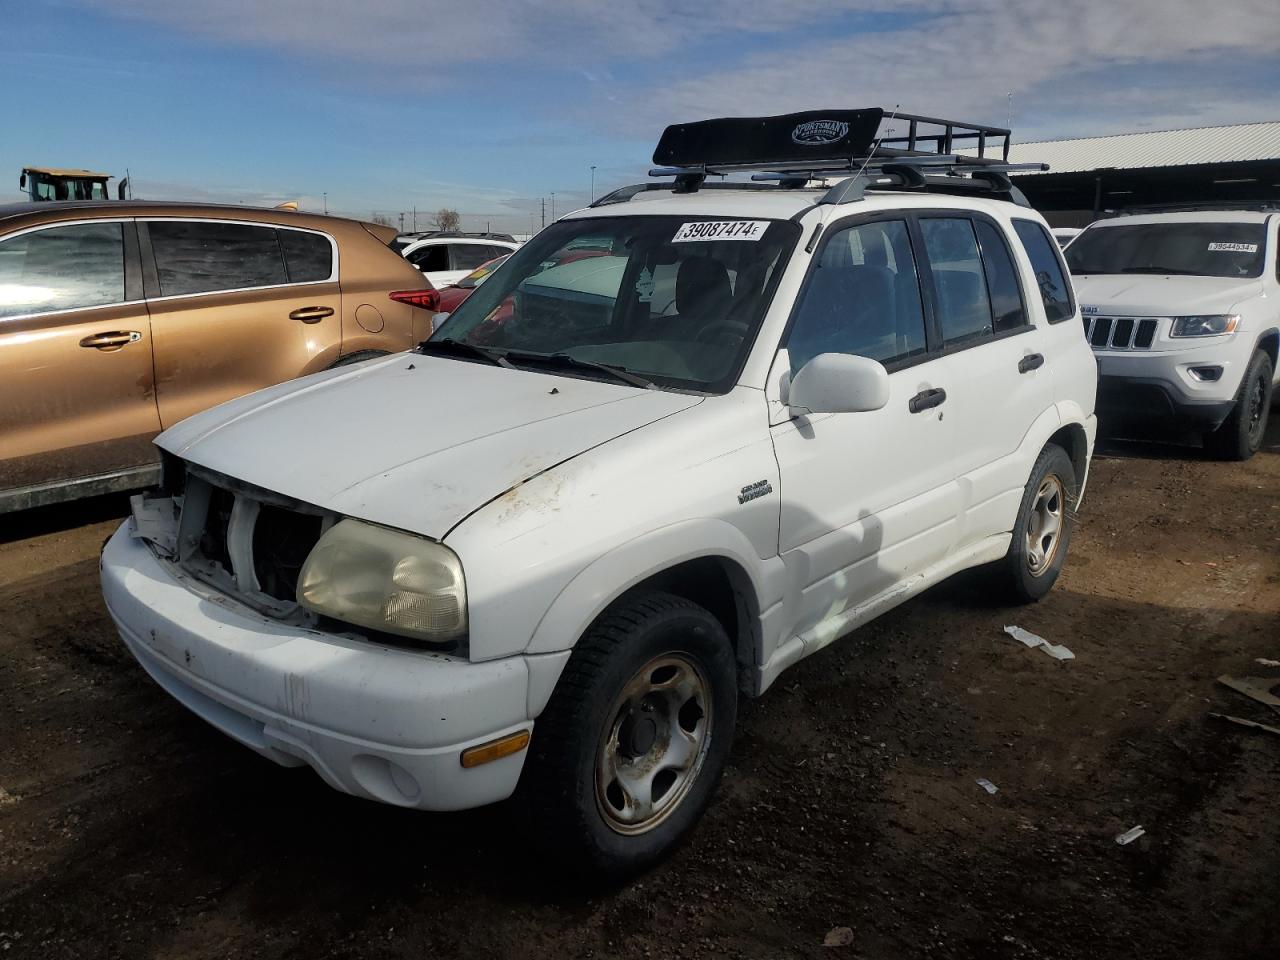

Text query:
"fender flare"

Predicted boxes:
[[523, 517, 785, 659]]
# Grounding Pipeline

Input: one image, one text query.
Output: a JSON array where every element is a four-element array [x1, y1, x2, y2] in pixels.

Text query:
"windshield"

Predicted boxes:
[[1065, 222, 1267, 278], [429, 215, 800, 392]]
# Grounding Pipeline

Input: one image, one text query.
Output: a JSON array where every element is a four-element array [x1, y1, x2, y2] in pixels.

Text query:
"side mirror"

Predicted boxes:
[[788, 353, 890, 415], [19, 173, 26, 188]]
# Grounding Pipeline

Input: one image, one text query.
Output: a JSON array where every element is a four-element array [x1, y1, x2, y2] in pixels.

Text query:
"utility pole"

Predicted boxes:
[[590, 165, 596, 203], [398, 212, 405, 233], [551, 192, 556, 221], [412, 206, 416, 231], [1007, 92, 1013, 129], [540, 197, 546, 228], [323, 192, 327, 215]]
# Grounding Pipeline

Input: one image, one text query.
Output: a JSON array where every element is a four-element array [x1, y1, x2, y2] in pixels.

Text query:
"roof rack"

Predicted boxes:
[[591, 108, 1047, 209]]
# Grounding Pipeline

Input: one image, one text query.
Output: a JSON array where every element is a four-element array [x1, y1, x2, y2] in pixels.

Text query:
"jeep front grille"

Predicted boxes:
[[1082, 315, 1159, 351]]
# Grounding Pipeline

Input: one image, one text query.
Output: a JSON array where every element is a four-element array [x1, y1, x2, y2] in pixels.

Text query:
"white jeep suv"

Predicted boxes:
[[1065, 210, 1278, 459], [101, 110, 1097, 874]]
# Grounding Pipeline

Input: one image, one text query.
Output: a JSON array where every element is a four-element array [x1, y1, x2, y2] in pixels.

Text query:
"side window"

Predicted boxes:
[[408, 244, 449, 273], [973, 220, 1028, 333], [1012, 220, 1074, 323], [278, 229, 333, 283], [0, 222, 125, 319], [919, 217, 993, 345], [451, 244, 494, 272], [149, 221, 285, 297], [787, 218, 927, 374]]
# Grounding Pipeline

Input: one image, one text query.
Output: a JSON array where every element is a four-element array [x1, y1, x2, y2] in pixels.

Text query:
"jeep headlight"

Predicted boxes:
[[1170, 314, 1239, 338], [297, 519, 467, 643]]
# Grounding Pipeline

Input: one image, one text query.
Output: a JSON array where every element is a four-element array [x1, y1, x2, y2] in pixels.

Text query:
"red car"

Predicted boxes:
[[436, 254, 509, 313]]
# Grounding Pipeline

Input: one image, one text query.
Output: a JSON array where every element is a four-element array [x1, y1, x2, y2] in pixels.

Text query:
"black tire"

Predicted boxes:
[[518, 591, 738, 878], [1203, 350, 1273, 461], [326, 349, 389, 369], [997, 443, 1077, 604]]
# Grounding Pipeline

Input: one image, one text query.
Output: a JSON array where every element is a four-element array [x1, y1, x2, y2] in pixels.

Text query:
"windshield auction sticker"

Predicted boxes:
[[672, 220, 769, 242], [1207, 242, 1258, 253]]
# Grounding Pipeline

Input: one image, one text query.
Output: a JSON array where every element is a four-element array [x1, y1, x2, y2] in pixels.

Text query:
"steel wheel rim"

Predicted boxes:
[[595, 653, 712, 836], [1246, 373, 1267, 442], [1025, 474, 1065, 577]]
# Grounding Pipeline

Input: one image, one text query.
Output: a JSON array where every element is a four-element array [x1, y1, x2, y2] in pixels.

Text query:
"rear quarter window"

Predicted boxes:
[[278, 229, 333, 283], [1012, 220, 1074, 323]]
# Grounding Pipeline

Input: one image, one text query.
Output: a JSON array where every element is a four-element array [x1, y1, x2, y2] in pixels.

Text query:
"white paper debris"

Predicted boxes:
[[1255, 658, 1280, 668], [1003, 625, 1075, 661], [1115, 825, 1145, 845], [976, 778, 999, 795], [1005, 625, 1044, 648]]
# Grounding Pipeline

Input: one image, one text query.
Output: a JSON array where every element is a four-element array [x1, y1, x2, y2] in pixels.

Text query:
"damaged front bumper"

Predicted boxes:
[[101, 521, 538, 811]]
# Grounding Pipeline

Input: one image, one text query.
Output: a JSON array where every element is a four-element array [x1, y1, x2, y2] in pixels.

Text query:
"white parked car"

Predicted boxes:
[[1051, 227, 1082, 248], [399, 235, 520, 288], [1065, 210, 1278, 459], [101, 110, 1097, 875]]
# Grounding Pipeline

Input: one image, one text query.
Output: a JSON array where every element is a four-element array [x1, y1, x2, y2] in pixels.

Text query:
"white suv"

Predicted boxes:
[[101, 110, 1097, 874], [400, 235, 520, 288], [1065, 210, 1278, 459]]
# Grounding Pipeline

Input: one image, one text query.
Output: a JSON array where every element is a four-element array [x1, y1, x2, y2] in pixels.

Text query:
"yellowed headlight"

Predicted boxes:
[[297, 519, 467, 643]]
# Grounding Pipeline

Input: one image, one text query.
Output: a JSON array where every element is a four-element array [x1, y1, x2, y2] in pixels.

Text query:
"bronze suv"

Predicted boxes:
[[0, 201, 438, 511]]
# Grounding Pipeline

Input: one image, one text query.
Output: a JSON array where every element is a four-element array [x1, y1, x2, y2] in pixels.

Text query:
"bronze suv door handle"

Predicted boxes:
[[79, 330, 142, 350], [289, 306, 335, 324]]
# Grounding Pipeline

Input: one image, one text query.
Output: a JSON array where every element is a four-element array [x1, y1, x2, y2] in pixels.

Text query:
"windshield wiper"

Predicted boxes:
[[418, 337, 513, 367], [504, 350, 655, 389], [1118, 266, 1201, 276]]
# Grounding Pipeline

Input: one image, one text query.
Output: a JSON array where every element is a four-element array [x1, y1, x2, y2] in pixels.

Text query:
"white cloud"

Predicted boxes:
[[80, 0, 1280, 139], [626, 0, 1280, 138]]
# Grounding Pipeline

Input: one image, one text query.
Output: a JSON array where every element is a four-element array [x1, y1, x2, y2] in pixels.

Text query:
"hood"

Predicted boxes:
[[158, 354, 702, 539], [1073, 274, 1262, 316]]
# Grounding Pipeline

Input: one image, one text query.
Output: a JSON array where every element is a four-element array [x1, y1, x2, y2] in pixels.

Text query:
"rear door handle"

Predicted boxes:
[[1018, 353, 1045, 373], [79, 331, 142, 350], [289, 306, 335, 324], [908, 387, 947, 413]]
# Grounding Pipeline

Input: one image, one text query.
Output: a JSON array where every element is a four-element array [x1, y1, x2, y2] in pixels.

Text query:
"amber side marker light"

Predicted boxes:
[[460, 730, 531, 768]]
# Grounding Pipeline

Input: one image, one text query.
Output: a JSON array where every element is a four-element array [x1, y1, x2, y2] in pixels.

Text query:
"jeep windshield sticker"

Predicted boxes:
[[1207, 242, 1259, 253], [672, 220, 769, 243]]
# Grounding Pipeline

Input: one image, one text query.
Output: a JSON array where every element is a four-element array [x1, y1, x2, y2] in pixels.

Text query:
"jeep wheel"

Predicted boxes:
[[519, 591, 737, 877], [1204, 349, 1273, 461], [998, 443, 1077, 603]]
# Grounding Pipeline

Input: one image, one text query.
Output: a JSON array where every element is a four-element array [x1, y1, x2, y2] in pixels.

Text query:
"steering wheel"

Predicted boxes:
[[695, 319, 750, 345]]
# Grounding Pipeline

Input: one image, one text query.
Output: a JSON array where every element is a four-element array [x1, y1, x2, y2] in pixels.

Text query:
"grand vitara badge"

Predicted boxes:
[[791, 119, 850, 146]]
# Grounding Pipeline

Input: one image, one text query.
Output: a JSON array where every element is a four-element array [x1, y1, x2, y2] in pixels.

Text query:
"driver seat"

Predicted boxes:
[[676, 256, 733, 331]]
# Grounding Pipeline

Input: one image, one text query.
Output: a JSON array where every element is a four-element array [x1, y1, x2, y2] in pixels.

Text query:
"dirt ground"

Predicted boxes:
[[2, 421, 1278, 960]]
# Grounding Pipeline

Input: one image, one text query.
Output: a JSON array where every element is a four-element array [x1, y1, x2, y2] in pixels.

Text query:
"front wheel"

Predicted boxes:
[[518, 591, 738, 877], [997, 443, 1077, 603], [1203, 349, 1273, 461]]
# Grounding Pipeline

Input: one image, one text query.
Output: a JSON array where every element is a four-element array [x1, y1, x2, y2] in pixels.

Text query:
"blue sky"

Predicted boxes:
[[2, 1, 1278, 234]]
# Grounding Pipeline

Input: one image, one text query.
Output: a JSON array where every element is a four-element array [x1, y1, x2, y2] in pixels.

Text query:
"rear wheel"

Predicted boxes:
[[518, 591, 737, 877], [326, 349, 389, 369], [997, 444, 1077, 603], [1203, 349, 1273, 461]]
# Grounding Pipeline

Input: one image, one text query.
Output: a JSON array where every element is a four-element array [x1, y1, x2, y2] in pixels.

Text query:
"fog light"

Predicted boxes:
[[1188, 365, 1223, 382]]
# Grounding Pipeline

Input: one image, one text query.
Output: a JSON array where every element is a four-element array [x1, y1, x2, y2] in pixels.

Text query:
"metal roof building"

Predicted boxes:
[[990, 121, 1280, 226]]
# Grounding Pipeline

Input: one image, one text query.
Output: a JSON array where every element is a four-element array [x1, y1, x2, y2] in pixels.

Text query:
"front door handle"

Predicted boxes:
[[1019, 353, 1045, 373], [79, 330, 142, 350], [289, 306, 335, 324], [908, 387, 947, 413]]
